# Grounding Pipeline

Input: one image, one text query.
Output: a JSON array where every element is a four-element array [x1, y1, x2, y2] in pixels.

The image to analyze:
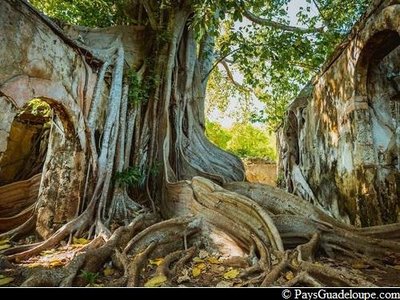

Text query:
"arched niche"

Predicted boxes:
[[0, 90, 87, 237], [355, 30, 400, 97], [0, 99, 51, 186], [354, 26, 400, 224]]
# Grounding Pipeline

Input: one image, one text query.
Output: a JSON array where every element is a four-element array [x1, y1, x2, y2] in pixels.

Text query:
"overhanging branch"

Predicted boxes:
[[220, 59, 243, 88], [242, 9, 324, 33]]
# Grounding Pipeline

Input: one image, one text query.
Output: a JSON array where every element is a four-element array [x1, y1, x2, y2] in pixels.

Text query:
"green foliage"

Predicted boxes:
[[156, 30, 173, 47], [126, 66, 160, 105], [114, 166, 146, 188], [205, 121, 232, 150], [29, 0, 132, 27], [127, 69, 145, 104], [206, 121, 277, 161], [227, 123, 277, 160], [205, 0, 369, 130], [149, 161, 162, 177], [30, 0, 370, 131], [79, 270, 99, 286], [18, 98, 51, 118]]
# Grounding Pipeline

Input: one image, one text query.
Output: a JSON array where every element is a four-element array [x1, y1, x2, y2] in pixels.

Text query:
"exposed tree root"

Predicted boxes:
[[3, 176, 400, 287], [285, 271, 323, 287], [8, 201, 96, 262], [170, 246, 196, 277], [225, 182, 400, 262], [0, 215, 36, 241], [20, 236, 104, 287], [127, 241, 157, 287], [261, 252, 289, 286]]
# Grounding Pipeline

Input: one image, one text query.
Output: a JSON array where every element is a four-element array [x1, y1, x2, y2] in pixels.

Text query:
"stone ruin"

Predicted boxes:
[[278, 0, 400, 227], [0, 0, 146, 236]]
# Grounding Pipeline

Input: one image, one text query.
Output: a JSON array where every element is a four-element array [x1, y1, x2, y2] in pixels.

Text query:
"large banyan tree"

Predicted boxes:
[[1, 0, 400, 287]]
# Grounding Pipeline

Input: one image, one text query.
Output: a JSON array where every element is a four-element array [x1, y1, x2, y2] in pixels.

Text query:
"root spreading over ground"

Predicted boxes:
[[1, 177, 400, 287]]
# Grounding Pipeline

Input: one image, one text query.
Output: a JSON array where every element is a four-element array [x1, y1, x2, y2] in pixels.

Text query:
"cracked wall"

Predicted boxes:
[[278, 0, 400, 227], [0, 0, 147, 236]]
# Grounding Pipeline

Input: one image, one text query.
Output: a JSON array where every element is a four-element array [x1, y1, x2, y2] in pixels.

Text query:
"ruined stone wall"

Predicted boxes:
[[278, 0, 400, 227], [0, 0, 150, 237], [0, 1, 148, 236], [0, 0, 97, 236]]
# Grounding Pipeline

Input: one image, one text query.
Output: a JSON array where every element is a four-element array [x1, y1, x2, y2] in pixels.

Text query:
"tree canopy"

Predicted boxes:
[[29, 0, 369, 130]]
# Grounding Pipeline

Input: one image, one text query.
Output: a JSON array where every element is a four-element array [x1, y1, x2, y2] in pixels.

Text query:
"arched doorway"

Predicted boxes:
[[0, 99, 50, 185], [355, 29, 400, 224], [0, 97, 85, 236], [0, 99, 51, 232], [367, 30, 400, 224]]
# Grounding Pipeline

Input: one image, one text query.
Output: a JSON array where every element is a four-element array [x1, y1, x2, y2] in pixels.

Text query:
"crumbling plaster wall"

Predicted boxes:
[[0, 0, 147, 237], [278, 0, 400, 227], [0, 0, 98, 236]]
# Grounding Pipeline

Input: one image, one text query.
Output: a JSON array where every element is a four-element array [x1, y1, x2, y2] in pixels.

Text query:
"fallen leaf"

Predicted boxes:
[[49, 260, 64, 268], [0, 276, 14, 286], [0, 239, 10, 245], [285, 271, 294, 281], [192, 267, 201, 278], [193, 257, 204, 263], [0, 244, 11, 251], [223, 268, 239, 280], [393, 265, 400, 270], [192, 263, 206, 277], [207, 257, 220, 264], [73, 237, 90, 245], [144, 275, 167, 287], [103, 267, 115, 276], [149, 258, 164, 266]]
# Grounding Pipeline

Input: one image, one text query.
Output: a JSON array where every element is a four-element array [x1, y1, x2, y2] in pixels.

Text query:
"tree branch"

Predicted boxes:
[[202, 47, 240, 82], [219, 60, 255, 96], [312, 0, 331, 29], [139, 0, 158, 30], [220, 59, 243, 88], [242, 9, 324, 33]]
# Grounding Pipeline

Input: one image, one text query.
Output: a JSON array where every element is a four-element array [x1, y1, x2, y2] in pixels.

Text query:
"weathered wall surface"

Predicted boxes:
[[0, 1, 148, 236], [0, 0, 95, 236], [244, 159, 277, 186], [278, 0, 400, 227]]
